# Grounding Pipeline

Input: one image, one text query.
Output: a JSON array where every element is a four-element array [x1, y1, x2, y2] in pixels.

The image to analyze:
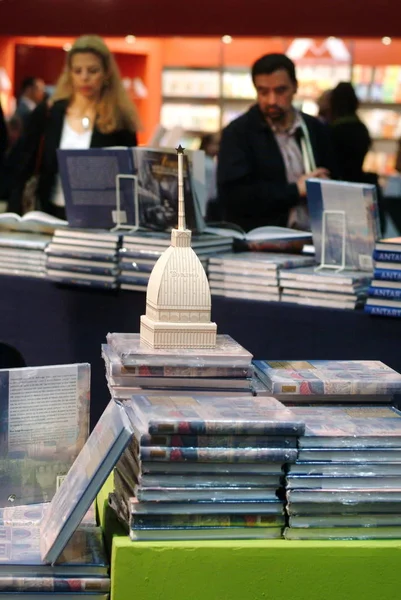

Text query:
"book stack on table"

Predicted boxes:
[[208, 252, 315, 302], [284, 405, 401, 540], [365, 237, 401, 317], [103, 333, 257, 398], [45, 228, 121, 289], [279, 266, 371, 310], [118, 231, 233, 292], [110, 394, 305, 541], [0, 232, 49, 278]]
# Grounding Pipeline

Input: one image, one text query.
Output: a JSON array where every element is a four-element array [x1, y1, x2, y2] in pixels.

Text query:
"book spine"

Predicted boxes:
[[368, 286, 401, 299], [373, 250, 401, 262], [140, 434, 297, 448], [47, 262, 118, 276], [130, 513, 284, 529], [365, 305, 401, 318], [48, 275, 117, 289], [0, 577, 110, 592], [139, 446, 297, 463], [146, 420, 304, 436], [373, 268, 401, 281]]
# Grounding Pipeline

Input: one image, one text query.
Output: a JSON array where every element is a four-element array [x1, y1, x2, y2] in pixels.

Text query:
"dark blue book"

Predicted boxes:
[[365, 304, 401, 318], [373, 249, 401, 262], [368, 285, 401, 300], [57, 148, 137, 229], [373, 266, 401, 281]]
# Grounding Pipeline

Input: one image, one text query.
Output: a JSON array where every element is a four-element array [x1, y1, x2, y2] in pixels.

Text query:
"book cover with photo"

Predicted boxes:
[[132, 147, 203, 233], [306, 178, 380, 271], [0, 363, 90, 506]]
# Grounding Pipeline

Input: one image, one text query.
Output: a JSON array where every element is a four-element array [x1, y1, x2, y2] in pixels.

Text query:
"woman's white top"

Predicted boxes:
[[51, 119, 92, 207]]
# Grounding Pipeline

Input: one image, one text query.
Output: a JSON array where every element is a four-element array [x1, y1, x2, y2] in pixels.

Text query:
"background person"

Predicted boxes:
[[9, 34, 140, 218]]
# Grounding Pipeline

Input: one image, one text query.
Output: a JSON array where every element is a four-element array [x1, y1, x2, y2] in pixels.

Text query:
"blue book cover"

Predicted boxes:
[[57, 148, 137, 229], [253, 359, 401, 395], [368, 285, 401, 299], [123, 394, 305, 436], [307, 178, 379, 271], [39, 399, 133, 564], [365, 304, 401, 318], [373, 249, 401, 262], [374, 267, 401, 281], [0, 364, 90, 506]]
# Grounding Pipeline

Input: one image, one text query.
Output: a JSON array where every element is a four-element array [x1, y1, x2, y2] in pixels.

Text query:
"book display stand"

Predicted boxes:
[[315, 209, 350, 273], [110, 174, 139, 233]]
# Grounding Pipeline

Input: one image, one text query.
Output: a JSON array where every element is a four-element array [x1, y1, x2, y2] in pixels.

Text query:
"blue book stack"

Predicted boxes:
[[118, 231, 233, 292], [365, 237, 401, 317], [45, 228, 121, 289], [112, 393, 305, 541], [284, 405, 401, 540]]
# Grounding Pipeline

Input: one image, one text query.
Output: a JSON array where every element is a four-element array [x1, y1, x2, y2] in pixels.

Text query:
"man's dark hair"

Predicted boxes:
[[251, 53, 297, 85], [330, 81, 359, 120], [20, 77, 37, 94]]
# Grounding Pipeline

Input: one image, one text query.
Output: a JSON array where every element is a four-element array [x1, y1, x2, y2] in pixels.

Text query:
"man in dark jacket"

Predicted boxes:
[[217, 53, 337, 231]]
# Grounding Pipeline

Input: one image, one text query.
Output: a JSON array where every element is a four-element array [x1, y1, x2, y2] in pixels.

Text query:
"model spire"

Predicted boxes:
[[139, 146, 217, 349], [176, 145, 186, 231]]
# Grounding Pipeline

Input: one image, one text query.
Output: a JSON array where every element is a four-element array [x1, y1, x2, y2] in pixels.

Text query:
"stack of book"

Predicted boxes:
[[102, 333, 256, 398], [208, 253, 315, 302], [365, 237, 401, 318], [118, 231, 233, 292], [0, 232, 49, 278], [110, 394, 305, 541], [45, 228, 121, 289], [280, 267, 371, 310], [252, 359, 401, 405], [284, 405, 401, 540]]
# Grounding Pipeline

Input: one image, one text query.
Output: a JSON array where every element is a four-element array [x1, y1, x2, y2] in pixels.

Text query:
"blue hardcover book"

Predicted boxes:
[[253, 359, 401, 395], [374, 265, 401, 281], [0, 363, 90, 506], [365, 303, 401, 318], [46, 261, 118, 276], [368, 285, 401, 299], [306, 178, 380, 271], [57, 148, 137, 229], [373, 249, 401, 262], [47, 275, 117, 290], [291, 405, 401, 448], [40, 399, 134, 565], [123, 394, 305, 436]]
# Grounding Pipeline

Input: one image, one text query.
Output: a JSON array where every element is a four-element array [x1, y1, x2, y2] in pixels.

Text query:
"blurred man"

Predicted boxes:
[[218, 53, 337, 231], [15, 76, 46, 125]]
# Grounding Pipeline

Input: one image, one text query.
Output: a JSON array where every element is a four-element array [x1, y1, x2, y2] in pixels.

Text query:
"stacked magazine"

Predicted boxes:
[[0, 232, 49, 279], [208, 253, 316, 302], [45, 228, 121, 289], [118, 231, 233, 292], [280, 266, 371, 310], [111, 394, 305, 541], [102, 333, 256, 398], [284, 405, 401, 540], [365, 236, 401, 318], [252, 359, 401, 405]]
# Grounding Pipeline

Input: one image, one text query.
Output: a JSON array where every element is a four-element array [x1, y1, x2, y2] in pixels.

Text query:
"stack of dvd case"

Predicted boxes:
[[279, 267, 371, 310], [45, 228, 121, 289], [110, 394, 305, 541], [284, 405, 401, 540], [208, 253, 315, 302], [252, 359, 401, 405], [0, 503, 110, 597], [0, 232, 49, 278], [118, 231, 233, 292], [365, 236, 401, 318], [103, 333, 257, 398]]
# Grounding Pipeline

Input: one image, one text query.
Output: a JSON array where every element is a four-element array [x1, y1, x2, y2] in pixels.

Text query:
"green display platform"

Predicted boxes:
[[97, 480, 401, 600]]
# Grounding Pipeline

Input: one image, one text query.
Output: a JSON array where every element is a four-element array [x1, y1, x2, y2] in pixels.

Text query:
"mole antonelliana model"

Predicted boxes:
[[140, 146, 217, 349]]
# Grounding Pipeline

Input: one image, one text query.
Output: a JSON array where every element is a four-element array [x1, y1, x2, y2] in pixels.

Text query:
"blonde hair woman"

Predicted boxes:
[[9, 35, 139, 218]]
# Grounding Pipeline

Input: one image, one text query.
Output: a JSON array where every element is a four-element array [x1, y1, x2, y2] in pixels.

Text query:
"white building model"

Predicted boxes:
[[140, 146, 217, 349]]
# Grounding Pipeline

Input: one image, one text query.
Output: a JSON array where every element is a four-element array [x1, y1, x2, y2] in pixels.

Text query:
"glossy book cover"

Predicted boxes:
[[253, 360, 401, 395]]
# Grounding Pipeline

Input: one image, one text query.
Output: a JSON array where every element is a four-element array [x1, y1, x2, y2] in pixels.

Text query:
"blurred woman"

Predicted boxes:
[[330, 82, 371, 182], [9, 35, 140, 218]]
